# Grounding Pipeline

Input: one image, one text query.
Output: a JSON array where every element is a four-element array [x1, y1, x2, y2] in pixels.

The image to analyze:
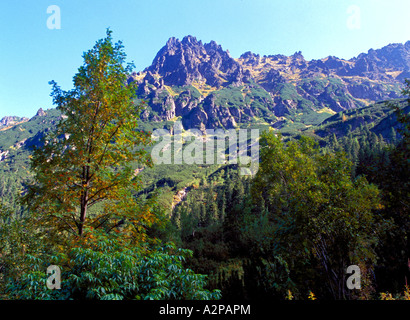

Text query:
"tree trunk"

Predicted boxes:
[[78, 165, 90, 236], [78, 189, 88, 236]]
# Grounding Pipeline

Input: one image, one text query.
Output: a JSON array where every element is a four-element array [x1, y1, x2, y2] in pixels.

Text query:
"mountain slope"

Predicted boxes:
[[304, 98, 409, 142]]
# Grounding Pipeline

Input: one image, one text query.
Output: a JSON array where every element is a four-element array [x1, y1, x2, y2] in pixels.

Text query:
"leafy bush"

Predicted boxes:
[[5, 230, 221, 300]]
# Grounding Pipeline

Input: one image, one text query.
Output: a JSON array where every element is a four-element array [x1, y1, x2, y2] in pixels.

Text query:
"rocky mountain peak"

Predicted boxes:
[[181, 35, 202, 46], [239, 51, 262, 66], [143, 36, 245, 88], [35, 108, 46, 117], [291, 51, 304, 60]]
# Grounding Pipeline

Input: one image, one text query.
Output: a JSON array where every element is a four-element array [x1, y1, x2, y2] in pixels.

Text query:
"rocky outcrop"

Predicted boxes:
[[0, 116, 29, 129], [35, 108, 46, 117], [341, 41, 410, 79], [144, 35, 245, 88], [0, 149, 9, 161]]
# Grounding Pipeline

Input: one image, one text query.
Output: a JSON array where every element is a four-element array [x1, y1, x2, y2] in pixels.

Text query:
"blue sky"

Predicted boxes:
[[1, 0, 409, 118]]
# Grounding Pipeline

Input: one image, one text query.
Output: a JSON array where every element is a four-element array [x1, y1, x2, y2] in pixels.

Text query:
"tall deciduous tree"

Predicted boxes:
[[23, 30, 155, 242], [249, 131, 384, 299]]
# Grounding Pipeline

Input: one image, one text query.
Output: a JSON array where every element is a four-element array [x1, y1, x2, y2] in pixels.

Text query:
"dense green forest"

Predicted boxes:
[[0, 31, 409, 301], [168, 117, 410, 299]]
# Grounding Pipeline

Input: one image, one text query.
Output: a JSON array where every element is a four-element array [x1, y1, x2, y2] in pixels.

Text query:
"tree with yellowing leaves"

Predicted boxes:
[[23, 29, 155, 244]]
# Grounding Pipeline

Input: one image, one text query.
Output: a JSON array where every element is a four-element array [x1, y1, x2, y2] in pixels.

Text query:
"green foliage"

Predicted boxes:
[[275, 83, 300, 101], [4, 229, 220, 300], [0, 202, 49, 298], [213, 86, 246, 109], [250, 130, 384, 299], [174, 85, 202, 100]]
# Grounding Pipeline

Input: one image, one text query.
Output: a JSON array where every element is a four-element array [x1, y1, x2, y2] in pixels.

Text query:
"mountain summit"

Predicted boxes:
[[143, 35, 245, 88]]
